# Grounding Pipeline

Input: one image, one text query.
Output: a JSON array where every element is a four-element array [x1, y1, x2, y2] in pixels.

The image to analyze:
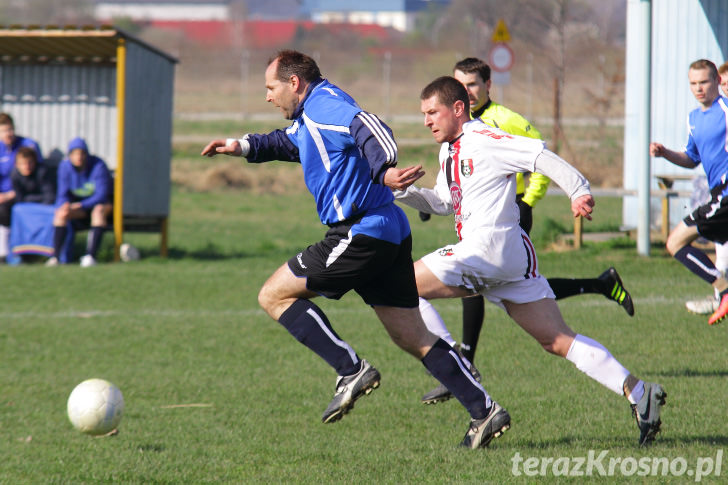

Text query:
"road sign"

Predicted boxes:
[[488, 42, 514, 73], [492, 19, 511, 43]]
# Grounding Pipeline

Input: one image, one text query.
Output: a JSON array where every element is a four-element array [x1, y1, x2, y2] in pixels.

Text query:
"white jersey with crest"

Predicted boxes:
[[395, 119, 590, 298]]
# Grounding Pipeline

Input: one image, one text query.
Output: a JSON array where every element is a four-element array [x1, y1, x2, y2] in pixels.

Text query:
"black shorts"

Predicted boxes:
[[287, 221, 419, 308], [684, 193, 728, 244]]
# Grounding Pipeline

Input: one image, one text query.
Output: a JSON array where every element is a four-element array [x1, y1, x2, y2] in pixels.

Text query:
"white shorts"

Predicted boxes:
[[421, 226, 555, 307]]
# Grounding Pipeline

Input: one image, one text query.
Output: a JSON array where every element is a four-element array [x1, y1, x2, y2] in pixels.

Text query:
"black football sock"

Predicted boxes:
[[86, 227, 105, 257], [278, 299, 360, 376], [548, 278, 602, 300], [674, 246, 721, 284], [53, 226, 68, 258], [460, 295, 484, 362], [422, 338, 490, 419]]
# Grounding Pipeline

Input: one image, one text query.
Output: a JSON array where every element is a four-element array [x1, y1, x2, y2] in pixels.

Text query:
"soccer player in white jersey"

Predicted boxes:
[[395, 76, 666, 446], [202, 51, 510, 449]]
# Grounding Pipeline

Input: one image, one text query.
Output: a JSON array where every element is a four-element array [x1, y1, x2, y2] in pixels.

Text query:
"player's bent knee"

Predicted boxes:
[[541, 335, 573, 357], [257, 285, 277, 318]]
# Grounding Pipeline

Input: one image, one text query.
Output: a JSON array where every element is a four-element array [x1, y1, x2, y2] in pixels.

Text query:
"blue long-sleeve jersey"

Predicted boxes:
[[0, 136, 43, 192], [55, 155, 112, 210], [685, 96, 728, 195], [245, 79, 400, 229]]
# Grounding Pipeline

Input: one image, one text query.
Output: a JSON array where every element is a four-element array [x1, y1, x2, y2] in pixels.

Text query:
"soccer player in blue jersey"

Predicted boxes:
[[201, 50, 511, 448], [650, 59, 728, 325], [0, 112, 44, 261], [47, 137, 113, 267]]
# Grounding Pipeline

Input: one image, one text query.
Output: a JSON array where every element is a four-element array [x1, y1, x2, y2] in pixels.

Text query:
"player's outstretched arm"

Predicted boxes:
[[571, 194, 595, 221], [201, 138, 248, 158], [383, 165, 425, 191], [649, 142, 694, 168]]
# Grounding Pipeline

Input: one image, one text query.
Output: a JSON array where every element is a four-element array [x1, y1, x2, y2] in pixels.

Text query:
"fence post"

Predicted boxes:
[[573, 216, 583, 249]]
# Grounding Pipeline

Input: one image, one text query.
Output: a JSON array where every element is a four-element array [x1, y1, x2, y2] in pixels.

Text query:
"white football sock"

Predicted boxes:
[[565, 334, 632, 397], [626, 380, 645, 405], [418, 297, 457, 347], [715, 242, 728, 276], [0, 225, 8, 258]]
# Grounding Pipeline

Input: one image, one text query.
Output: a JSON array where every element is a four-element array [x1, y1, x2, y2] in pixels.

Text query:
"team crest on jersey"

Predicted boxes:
[[438, 247, 454, 257], [449, 183, 463, 213], [460, 159, 474, 177]]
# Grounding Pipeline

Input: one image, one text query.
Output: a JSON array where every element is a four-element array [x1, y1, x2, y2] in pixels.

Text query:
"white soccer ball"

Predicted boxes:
[[119, 243, 140, 262], [67, 378, 125, 435]]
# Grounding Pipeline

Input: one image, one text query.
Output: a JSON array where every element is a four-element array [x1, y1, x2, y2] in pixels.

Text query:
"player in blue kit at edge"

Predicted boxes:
[[651, 59, 728, 326], [202, 50, 511, 449]]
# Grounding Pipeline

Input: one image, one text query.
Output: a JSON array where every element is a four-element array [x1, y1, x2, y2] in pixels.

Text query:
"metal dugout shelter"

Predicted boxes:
[[0, 25, 177, 259]]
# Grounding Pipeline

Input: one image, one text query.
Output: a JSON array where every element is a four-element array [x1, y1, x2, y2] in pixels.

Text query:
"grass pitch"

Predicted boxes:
[[1, 187, 726, 484]]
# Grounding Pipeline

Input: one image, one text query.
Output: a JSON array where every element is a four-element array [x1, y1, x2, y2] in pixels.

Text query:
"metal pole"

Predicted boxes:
[[240, 49, 250, 120], [526, 52, 533, 121], [637, 0, 652, 256], [383, 51, 391, 122], [113, 37, 126, 262]]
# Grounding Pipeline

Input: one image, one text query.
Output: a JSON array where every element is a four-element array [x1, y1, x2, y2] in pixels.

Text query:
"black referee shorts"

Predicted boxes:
[[287, 221, 419, 308], [685, 194, 728, 244]]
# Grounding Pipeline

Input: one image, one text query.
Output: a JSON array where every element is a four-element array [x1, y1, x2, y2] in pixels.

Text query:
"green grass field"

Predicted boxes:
[[2, 185, 727, 483]]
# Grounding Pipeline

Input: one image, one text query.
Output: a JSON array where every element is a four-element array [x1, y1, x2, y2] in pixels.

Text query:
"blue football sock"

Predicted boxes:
[[53, 226, 68, 258], [86, 227, 105, 257], [278, 299, 360, 376], [674, 246, 721, 284], [422, 338, 491, 419]]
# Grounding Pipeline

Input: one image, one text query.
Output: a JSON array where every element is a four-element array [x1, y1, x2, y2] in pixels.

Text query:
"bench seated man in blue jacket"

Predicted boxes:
[[46, 137, 113, 267]]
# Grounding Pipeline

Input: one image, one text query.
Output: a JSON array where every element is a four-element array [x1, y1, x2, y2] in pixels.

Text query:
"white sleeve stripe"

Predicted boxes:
[[719, 98, 728, 152], [361, 112, 397, 162], [357, 112, 397, 163]]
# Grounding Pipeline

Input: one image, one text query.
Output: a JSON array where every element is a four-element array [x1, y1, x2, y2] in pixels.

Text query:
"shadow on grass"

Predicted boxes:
[[656, 435, 728, 446], [508, 436, 581, 449], [650, 368, 728, 378], [137, 444, 166, 453], [162, 242, 299, 261], [165, 246, 253, 261]]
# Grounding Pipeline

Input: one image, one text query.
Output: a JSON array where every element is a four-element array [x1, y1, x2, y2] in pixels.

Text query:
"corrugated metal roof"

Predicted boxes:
[[0, 25, 177, 64]]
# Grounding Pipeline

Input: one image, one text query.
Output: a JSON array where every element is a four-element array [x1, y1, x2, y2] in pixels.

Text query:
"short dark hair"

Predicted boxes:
[[420, 76, 470, 108], [269, 50, 322, 84], [16, 146, 38, 164], [0, 112, 14, 128], [453, 57, 491, 83], [690, 59, 719, 80]]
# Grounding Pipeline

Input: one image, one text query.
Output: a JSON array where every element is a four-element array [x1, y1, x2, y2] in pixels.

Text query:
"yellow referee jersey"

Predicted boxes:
[[472, 101, 550, 207]]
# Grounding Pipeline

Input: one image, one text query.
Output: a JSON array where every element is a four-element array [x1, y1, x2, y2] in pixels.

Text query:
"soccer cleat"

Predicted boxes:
[[598, 267, 634, 316], [421, 348, 482, 405], [708, 293, 728, 325], [80, 254, 97, 267], [45, 256, 59, 267], [422, 383, 452, 404], [321, 359, 380, 424], [459, 402, 511, 449], [685, 295, 720, 315], [631, 382, 666, 446]]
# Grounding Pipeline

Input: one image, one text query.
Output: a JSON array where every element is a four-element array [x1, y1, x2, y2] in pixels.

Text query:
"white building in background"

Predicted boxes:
[[304, 0, 450, 32], [95, 0, 230, 22], [94, 0, 450, 32], [313, 8, 409, 32]]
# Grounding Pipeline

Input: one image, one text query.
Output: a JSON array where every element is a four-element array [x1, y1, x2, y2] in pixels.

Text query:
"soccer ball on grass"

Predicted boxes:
[[67, 378, 124, 435]]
